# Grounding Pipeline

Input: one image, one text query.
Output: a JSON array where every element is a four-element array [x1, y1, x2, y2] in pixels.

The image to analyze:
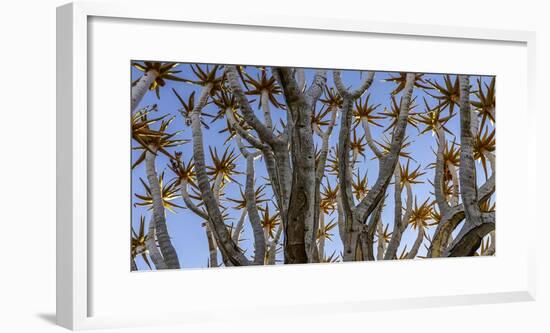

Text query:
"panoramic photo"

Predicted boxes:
[[130, 62, 495, 271]]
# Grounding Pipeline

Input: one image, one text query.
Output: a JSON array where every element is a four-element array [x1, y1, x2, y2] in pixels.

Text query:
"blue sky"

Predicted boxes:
[[131, 63, 495, 270]]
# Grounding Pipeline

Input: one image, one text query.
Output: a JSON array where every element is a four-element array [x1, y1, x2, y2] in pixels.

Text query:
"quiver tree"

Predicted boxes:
[[427, 75, 496, 258], [130, 61, 496, 270], [131, 107, 187, 269], [131, 62, 188, 112]]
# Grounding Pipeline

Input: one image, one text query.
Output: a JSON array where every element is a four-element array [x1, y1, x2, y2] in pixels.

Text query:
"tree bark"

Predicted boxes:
[[232, 209, 247, 245], [145, 147, 180, 269], [244, 153, 266, 264], [353, 73, 414, 228], [190, 83, 250, 266], [434, 126, 451, 215], [385, 169, 404, 260], [458, 75, 484, 229], [131, 69, 158, 112], [428, 174, 495, 257], [275, 67, 318, 264], [447, 213, 495, 257], [406, 225, 424, 259], [145, 218, 167, 269], [205, 225, 219, 267]]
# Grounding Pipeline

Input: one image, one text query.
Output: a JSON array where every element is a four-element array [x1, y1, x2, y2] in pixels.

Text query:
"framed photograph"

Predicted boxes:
[[57, 1, 537, 330]]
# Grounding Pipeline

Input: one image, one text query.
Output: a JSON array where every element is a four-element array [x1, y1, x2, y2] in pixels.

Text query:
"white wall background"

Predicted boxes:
[[0, 0, 547, 332]]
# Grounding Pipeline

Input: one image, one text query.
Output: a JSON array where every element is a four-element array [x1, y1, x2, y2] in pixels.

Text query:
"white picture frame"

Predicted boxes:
[[57, 1, 537, 330]]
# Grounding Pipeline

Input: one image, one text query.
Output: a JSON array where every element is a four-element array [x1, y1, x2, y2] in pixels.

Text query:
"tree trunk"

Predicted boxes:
[[351, 73, 414, 245], [131, 69, 158, 112], [406, 226, 424, 259], [131, 258, 137, 271], [384, 168, 403, 259], [145, 218, 167, 269], [275, 68, 321, 264], [376, 218, 385, 260], [145, 147, 180, 269], [232, 209, 247, 245], [244, 154, 266, 264], [205, 224, 218, 267], [458, 75, 484, 229], [190, 83, 250, 266], [447, 215, 495, 257], [318, 214, 326, 261]]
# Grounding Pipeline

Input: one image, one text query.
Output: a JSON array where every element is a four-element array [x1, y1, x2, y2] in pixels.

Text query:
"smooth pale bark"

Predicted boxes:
[[353, 73, 414, 230], [318, 214, 326, 262], [333, 71, 415, 261], [447, 161, 460, 206], [402, 183, 414, 231], [336, 96, 364, 261], [230, 70, 291, 226], [131, 69, 158, 112], [384, 175, 413, 259], [224, 107, 263, 149], [226, 66, 280, 146], [364, 198, 383, 261], [225, 107, 285, 217], [428, 125, 454, 257], [406, 225, 424, 259], [376, 219, 385, 260], [434, 126, 451, 215], [213, 173, 223, 203], [362, 118, 384, 159], [315, 106, 338, 180], [267, 224, 283, 264], [226, 66, 292, 233], [312, 105, 339, 262], [470, 108, 480, 136], [205, 225, 218, 267], [261, 90, 273, 131], [179, 180, 222, 267], [333, 71, 377, 261], [243, 153, 266, 264], [296, 68, 306, 92], [145, 219, 167, 269], [337, 98, 358, 258], [145, 147, 180, 269], [232, 209, 247, 244], [336, 193, 346, 245], [180, 180, 209, 220], [190, 83, 250, 266], [384, 168, 403, 260], [208, 173, 224, 264], [440, 77, 495, 256]]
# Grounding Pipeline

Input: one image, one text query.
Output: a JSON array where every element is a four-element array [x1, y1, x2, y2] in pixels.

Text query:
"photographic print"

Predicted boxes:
[[130, 62, 495, 271]]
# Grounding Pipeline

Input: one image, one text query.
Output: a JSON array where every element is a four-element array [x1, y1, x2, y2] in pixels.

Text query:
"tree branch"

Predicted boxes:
[[385, 168, 403, 260], [237, 139, 267, 264], [146, 218, 167, 269], [434, 126, 451, 214], [145, 147, 180, 269], [428, 174, 495, 257], [304, 69, 327, 103], [226, 66, 280, 147], [190, 83, 250, 266], [354, 73, 415, 223], [458, 75, 483, 228]]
